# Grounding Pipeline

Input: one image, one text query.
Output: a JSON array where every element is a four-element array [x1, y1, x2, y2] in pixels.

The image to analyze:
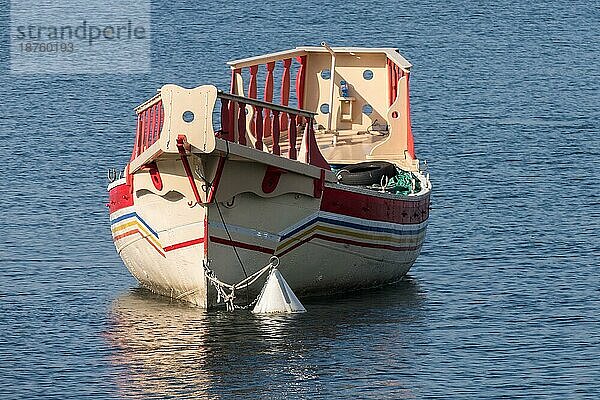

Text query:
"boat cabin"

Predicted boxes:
[[226, 45, 418, 171]]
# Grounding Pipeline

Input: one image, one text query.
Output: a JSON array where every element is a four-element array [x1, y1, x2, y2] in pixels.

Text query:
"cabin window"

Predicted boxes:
[[320, 69, 331, 80], [320, 103, 330, 114], [362, 104, 373, 115], [182, 111, 194, 123], [363, 69, 374, 80]]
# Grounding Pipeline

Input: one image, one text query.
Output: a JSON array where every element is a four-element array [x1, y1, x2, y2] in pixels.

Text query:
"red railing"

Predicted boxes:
[[217, 91, 329, 170], [131, 97, 164, 160], [229, 55, 307, 137], [386, 57, 415, 158], [387, 58, 408, 107]]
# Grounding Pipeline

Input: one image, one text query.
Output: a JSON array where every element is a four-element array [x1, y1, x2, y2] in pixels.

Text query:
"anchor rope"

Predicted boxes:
[[204, 256, 279, 311]]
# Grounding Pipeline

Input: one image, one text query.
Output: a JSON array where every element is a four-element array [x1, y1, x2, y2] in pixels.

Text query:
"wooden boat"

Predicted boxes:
[[107, 44, 431, 308]]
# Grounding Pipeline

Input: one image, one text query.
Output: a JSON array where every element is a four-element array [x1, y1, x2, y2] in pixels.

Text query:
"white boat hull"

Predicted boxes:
[[109, 150, 429, 308]]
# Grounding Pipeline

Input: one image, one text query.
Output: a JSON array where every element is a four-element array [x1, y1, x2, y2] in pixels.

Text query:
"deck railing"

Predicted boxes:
[[216, 91, 329, 169], [228, 51, 308, 138], [131, 94, 164, 161], [129, 86, 329, 170], [386, 55, 410, 107]]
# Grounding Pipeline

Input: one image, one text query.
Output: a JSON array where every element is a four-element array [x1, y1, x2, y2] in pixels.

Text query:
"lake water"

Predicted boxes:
[[1, 0, 599, 398]]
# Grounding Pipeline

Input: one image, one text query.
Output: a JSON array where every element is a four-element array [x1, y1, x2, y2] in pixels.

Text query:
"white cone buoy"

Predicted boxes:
[[252, 269, 306, 314]]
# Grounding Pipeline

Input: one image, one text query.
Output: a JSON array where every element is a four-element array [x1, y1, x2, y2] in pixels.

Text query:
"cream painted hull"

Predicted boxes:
[[109, 151, 429, 309]]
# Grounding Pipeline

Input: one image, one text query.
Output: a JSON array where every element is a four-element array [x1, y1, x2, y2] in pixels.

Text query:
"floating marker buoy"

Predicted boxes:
[[252, 268, 306, 314]]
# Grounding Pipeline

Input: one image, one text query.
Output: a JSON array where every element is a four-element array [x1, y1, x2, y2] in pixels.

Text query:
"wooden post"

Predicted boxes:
[[255, 106, 264, 150], [280, 58, 292, 130], [237, 102, 247, 145], [272, 110, 280, 155], [288, 114, 297, 160], [248, 65, 258, 99], [158, 102, 164, 142], [143, 109, 151, 150], [387, 59, 393, 106], [295, 55, 307, 124], [263, 61, 275, 137], [134, 114, 142, 158], [220, 98, 229, 139], [391, 63, 398, 105]]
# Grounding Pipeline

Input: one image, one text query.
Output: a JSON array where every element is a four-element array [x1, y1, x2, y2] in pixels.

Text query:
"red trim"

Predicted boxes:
[[164, 237, 204, 252], [210, 236, 275, 255], [108, 182, 134, 213], [176, 136, 202, 204], [262, 165, 285, 194], [313, 169, 325, 198], [207, 157, 226, 203], [320, 187, 430, 224], [148, 162, 163, 191]]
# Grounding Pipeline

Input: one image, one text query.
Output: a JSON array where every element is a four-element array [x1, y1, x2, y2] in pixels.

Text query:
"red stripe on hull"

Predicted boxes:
[[320, 187, 429, 224], [164, 238, 204, 252]]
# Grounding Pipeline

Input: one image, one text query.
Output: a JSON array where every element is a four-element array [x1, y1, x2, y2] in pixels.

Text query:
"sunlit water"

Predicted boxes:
[[1, 0, 599, 398]]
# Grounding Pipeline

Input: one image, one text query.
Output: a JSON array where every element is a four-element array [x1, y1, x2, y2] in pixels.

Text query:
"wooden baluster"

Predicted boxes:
[[220, 98, 229, 139], [387, 59, 393, 106], [158, 101, 164, 140], [248, 65, 258, 98], [263, 61, 275, 137], [230, 68, 238, 94], [228, 101, 236, 142], [295, 55, 307, 125], [143, 109, 151, 150], [272, 110, 280, 155], [305, 117, 314, 163], [152, 104, 159, 145], [133, 114, 142, 158], [391, 64, 398, 104], [280, 58, 291, 130], [228, 68, 240, 142], [237, 102, 246, 145], [255, 106, 264, 150], [288, 114, 297, 160], [248, 65, 258, 136]]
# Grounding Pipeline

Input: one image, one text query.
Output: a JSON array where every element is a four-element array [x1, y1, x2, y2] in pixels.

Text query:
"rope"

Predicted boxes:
[[204, 256, 279, 311]]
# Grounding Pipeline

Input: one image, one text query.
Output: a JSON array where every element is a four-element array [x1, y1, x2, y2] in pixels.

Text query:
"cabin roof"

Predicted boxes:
[[226, 46, 412, 71]]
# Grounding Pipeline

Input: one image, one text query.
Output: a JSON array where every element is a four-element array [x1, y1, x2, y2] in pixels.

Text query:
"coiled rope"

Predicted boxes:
[[203, 256, 280, 311]]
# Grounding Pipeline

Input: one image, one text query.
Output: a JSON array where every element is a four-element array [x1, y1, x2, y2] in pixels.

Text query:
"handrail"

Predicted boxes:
[[217, 91, 316, 118]]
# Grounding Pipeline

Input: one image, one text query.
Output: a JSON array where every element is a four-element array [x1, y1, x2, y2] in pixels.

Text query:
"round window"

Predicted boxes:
[[320, 103, 330, 114], [182, 110, 194, 123], [363, 69, 374, 80], [320, 69, 331, 80], [362, 104, 373, 115]]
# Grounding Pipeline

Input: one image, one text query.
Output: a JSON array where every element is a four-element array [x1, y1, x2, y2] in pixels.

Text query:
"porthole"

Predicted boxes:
[[320, 69, 331, 80], [182, 110, 194, 123], [320, 103, 330, 114], [362, 104, 373, 115], [363, 69, 374, 80]]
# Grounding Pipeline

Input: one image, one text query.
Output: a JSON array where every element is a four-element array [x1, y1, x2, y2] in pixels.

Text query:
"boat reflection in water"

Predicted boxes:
[[107, 289, 213, 398], [107, 278, 424, 398]]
